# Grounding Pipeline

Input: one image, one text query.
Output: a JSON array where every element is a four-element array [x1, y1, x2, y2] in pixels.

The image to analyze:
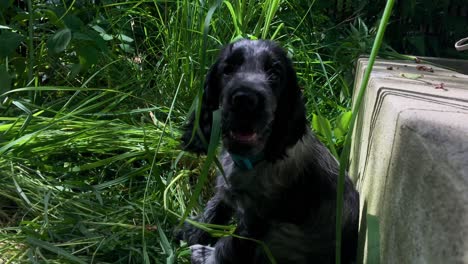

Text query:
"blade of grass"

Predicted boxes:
[[179, 109, 221, 225], [335, 1, 395, 263], [157, 220, 175, 264], [26, 0, 34, 101], [179, 0, 224, 226], [141, 72, 183, 263], [261, 0, 281, 39], [224, 1, 242, 37], [188, 0, 223, 147], [26, 237, 87, 264], [11, 100, 32, 137], [12, 176, 33, 208], [367, 214, 380, 264]]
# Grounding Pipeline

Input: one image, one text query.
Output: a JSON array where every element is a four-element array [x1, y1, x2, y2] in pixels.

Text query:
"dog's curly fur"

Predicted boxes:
[[179, 39, 359, 264]]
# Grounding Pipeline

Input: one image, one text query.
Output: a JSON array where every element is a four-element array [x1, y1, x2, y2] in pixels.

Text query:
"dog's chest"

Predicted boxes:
[[221, 162, 290, 217]]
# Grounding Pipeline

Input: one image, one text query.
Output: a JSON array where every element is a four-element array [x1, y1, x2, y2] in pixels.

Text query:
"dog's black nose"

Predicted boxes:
[[231, 90, 258, 112]]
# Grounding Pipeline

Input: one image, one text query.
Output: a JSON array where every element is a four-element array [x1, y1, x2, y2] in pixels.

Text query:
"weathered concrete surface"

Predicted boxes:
[[350, 58, 468, 263]]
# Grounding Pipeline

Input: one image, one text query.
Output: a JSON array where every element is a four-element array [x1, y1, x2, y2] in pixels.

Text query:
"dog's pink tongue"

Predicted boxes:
[[232, 131, 257, 142]]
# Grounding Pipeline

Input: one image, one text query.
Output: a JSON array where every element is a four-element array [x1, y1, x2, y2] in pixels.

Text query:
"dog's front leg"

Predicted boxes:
[[191, 235, 256, 264], [179, 191, 233, 245], [190, 244, 215, 264]]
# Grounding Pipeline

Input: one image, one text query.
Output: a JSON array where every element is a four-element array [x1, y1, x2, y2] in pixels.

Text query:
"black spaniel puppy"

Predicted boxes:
[[180, 39, 359, 264]]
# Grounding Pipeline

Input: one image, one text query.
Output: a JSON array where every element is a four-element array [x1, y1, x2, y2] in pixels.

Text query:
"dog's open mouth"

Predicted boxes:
[[229, 130, 258, 144]]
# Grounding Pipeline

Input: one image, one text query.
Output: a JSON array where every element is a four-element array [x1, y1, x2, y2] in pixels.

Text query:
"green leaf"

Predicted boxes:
[[312, 113, 337, 157], [74, 30, 107, 51], [399, 73, 423, 79], [68, 63, 81, 79], [91, 25, 105, 34], [87, 30, 108, 51], [72, 32, 94, 41], [42, 9, 65, 28], [11, 57, 26, 80], [0, 30, 24, 58], [115, 34, 133, 43], [334, 111, 352, 139], [312, 114, 332, 138], [63, 14, 84, 31], [91, 25, 113, 41], [47, 28, 71, 54], [118, 43, 134, 53], [338, 111, 352, 130], [77, 45, 98, 69], [101, 33, 113, 41]]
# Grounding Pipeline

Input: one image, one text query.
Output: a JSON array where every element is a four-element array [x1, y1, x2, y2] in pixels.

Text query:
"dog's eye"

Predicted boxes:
[[268, 70, 279, 80], [266, 64, 281, 81], [223, 64, 235, 76], [264, 61, 281, 81]]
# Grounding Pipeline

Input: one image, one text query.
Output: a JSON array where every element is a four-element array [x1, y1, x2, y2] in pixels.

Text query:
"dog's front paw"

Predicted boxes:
[[190, 244, 215, 264], [175, 222, 214, 246]]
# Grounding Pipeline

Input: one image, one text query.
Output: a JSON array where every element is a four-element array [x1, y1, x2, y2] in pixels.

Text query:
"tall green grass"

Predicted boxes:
[[1, 88, 191, 263], [0, 0, 390, 263]]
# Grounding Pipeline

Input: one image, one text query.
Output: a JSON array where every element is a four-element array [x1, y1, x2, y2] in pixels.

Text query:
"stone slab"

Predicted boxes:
[[350, 58, 468, 263]]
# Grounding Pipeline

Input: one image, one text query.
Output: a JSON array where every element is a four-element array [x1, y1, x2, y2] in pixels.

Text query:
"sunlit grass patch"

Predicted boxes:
[[0, 88, 197, 262]]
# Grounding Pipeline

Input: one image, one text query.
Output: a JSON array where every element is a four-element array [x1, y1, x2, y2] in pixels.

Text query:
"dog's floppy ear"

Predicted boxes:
[[181, 61, 221, 154], [264, 55, 308, 160]]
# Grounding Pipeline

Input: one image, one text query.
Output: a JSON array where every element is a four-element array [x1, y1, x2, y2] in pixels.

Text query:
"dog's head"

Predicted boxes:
[[182, 40, 307, 161]]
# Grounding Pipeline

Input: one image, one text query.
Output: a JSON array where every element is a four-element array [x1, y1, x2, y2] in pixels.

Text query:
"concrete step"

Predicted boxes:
[[350, 58, 468, 263]]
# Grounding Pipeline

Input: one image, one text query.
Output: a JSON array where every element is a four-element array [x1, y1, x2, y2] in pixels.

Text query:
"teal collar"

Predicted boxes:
[[229, 152, 264, 170]]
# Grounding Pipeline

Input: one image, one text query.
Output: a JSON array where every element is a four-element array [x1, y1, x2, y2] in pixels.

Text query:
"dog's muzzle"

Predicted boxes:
[[230, 89, 259, 113]]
